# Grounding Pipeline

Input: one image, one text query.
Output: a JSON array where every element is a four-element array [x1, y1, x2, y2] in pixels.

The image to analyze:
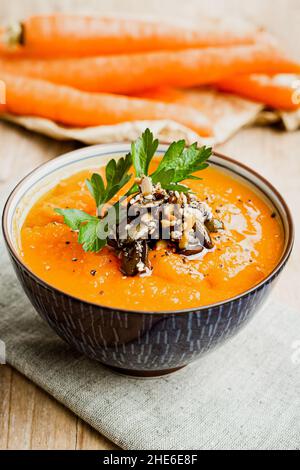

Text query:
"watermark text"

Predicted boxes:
[[0, 80, 6, 104], [292, 79, 300, 106], [0, 340, 6, 364], [291, 340, 300, 365]]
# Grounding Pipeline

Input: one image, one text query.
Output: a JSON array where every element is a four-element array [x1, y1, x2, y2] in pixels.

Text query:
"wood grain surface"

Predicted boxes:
[[0, 0, 299, 450]]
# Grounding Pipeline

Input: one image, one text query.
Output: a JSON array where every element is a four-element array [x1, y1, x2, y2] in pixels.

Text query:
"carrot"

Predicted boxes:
[[133, 87, 232, 123], [0, 14, 259, 58], [217, 74, 300, 110], [0, 75, 6, 105], [0, 72, 212, 136], [1, 42, 299, 94], [136, 88, 204, 106]]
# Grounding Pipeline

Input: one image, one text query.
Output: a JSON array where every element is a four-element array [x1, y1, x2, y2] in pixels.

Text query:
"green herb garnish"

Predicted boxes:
[[55, 129, 212, 253], [151, 141, 210, 192], [86, 153, 132, 213], [55, 209, 104, 252], [131, 128, 159, 177]]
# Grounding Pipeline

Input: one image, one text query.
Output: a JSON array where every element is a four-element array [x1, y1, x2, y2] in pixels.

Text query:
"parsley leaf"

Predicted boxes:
[[55, 208, 110, 253], [152, 142, 212, 189], [131, 128, 159, 177], [86, 153, 132, 211], [54, 209, 97, 231], [78, 218, 107, 252], [152, 168, 188, 193], [85, 174, 105, 209]]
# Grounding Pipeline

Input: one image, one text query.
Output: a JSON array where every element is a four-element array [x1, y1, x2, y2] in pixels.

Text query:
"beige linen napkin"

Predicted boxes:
[[0, 212, 299, 450]]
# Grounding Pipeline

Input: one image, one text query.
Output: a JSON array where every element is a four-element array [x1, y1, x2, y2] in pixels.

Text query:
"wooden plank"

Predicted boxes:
[[6, 369, 36, 449], [76, 421, 120, 450], [29, 378, 78, 450], [0, 366, 12, 450]]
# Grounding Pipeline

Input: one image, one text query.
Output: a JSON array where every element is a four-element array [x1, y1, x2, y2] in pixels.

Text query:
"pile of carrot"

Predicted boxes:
[[0, 13, 299, 136]]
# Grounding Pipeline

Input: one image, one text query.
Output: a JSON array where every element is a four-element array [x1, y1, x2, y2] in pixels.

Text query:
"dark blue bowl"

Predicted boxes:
[[2, 145, 294, 377]]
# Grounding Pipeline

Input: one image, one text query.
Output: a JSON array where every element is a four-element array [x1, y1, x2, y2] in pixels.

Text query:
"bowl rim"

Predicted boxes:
[[2, 143, 295, 315]]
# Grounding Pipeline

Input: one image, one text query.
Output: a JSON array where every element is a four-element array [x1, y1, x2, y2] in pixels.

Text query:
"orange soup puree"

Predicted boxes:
[[20, 161, 284, 311]]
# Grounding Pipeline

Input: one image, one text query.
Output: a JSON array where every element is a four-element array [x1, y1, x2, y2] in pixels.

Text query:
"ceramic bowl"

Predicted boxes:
[[2, 144, 294, 377]]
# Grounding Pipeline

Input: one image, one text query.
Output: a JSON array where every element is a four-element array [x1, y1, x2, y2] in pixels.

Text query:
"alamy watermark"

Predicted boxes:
[[97, 201, 190, 242], [0, 80, 6, 104], [291, 340, 300, 366], [0, 339, 6, 364], [292, 79, 300, 106]]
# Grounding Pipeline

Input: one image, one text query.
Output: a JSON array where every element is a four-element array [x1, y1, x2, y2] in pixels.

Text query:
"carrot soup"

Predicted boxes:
[[20, 155, 283, 312]]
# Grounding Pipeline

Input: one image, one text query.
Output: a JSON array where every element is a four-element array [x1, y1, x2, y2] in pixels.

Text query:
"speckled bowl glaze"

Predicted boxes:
[[2, 144, 294, 377]]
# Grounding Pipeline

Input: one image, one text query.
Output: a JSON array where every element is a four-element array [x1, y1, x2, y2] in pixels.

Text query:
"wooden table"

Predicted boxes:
[[0, 0, 299, 450]]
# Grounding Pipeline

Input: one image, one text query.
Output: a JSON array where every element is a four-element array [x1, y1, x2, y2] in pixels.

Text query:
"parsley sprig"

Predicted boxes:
[[86, 153, 132, 214], [55, 129, 212, 253]]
